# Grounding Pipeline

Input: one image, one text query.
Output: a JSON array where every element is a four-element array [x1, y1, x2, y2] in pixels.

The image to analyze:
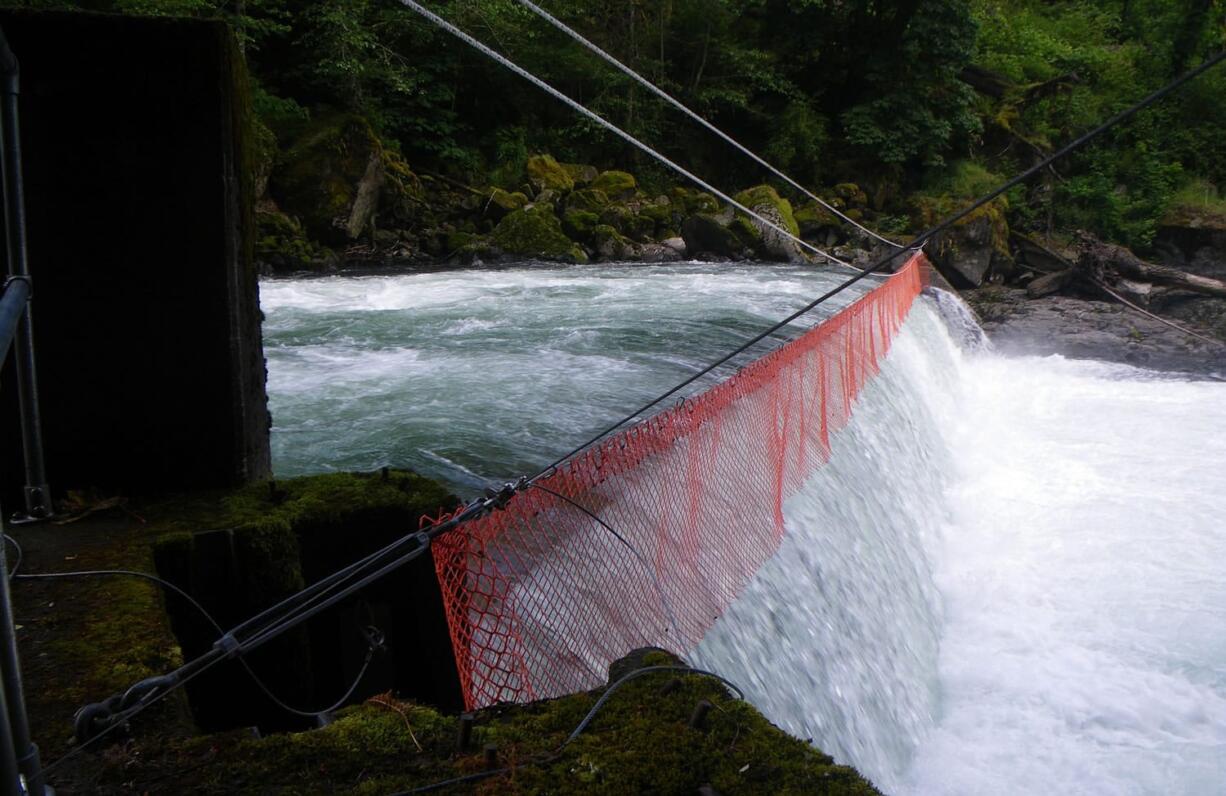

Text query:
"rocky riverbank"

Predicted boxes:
[[252, 115, 918, 274]]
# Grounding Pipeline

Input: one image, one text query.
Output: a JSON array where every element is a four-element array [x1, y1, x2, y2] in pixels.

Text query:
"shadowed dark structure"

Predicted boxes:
[[0, 9, 270, 497]]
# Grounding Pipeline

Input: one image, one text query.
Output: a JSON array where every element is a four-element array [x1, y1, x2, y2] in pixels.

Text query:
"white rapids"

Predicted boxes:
[[262, 263, 1226, 795]]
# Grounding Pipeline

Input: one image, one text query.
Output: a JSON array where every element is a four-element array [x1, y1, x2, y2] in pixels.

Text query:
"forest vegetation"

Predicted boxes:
[[6, 0, 1226, 261]]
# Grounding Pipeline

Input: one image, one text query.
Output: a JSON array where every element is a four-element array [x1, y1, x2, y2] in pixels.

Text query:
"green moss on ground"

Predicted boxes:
[[96, 650, 880, 794]]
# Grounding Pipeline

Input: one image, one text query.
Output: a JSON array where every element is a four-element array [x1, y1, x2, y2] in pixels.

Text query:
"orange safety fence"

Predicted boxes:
[[434, 253, 928, 710]]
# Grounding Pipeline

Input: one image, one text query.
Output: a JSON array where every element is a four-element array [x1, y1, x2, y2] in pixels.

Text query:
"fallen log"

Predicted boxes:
[[1077, 238, 1226, 298]]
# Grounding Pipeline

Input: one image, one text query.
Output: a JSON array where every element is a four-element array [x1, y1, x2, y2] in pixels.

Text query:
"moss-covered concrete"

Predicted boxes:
[[81, 650, 881, 794]]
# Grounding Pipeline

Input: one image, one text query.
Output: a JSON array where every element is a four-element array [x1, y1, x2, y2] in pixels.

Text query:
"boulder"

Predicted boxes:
[[492, 204, 588, 263], [592, 224, 636, 260], [923, 201, 1011, 287], [834, 182, 868, 208], [561, 162, 599, 187], [254, 205, 338, 274], [562, 209, 600, 240], [566, 188, 611, 214], [525, 154, 575, 193], [591, 170, 637, 200], [733, 184, 802, 261], [271, 114, 388, 245], [482, 188, 529, 220], [681, 214, 742, 258], [794, 201, 840, 237]]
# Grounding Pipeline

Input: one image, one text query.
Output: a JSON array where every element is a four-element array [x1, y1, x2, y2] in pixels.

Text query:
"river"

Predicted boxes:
[[261, 263, 1226, 795]]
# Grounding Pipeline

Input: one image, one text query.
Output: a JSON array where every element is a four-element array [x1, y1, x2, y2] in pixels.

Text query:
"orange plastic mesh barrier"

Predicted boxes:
[[434, 253, 927, 710]]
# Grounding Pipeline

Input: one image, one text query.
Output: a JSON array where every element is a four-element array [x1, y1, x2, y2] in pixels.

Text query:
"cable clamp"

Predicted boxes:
[[214, 632, 241, 658], [3, 274, 31, 297], [482, 477, 528, 512]]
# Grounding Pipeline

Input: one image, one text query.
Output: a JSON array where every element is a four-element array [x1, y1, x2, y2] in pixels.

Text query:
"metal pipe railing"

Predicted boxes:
[[0, 26, 51, 525]]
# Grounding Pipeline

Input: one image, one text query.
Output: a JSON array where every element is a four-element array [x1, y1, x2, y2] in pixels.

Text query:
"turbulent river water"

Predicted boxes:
[[261, 263, 1226, 795]]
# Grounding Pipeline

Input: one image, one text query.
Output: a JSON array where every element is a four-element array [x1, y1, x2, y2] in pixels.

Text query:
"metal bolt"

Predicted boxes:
[[688, 700, 713, 731]]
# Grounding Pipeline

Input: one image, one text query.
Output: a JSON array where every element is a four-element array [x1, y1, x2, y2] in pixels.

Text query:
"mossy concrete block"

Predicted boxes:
[[526, 153, 575, 193], [591, 170, 638, 199], [154, 647, 883, 794], [494, 205, 589, 262]]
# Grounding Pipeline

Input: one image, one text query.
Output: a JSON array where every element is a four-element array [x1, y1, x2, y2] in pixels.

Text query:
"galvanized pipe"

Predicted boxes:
[[0, 26, 51, 523]]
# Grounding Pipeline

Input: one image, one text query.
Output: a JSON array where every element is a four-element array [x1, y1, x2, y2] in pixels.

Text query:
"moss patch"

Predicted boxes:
[[92, 651, 881, 794]]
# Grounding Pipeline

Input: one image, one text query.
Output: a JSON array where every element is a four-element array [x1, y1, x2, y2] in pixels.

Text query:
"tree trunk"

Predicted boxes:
[[1078, 238, 1226, 298]]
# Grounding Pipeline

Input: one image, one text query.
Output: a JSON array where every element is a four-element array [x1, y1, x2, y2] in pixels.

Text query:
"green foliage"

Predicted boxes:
[[6, 0, 1223, 250]]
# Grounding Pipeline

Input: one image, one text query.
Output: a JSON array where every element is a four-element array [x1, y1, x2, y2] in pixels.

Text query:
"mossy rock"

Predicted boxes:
[[681, 214, 742, 258], [638, 201, 674, 227], [483, 187, 530, 220], [271, 113, 386, 245], [672, 188, 720, 215], [794, 201, 840, 235], [526, 154, 575, 194], [562, 162, 599, 187], [254, 206, 337, 273], [592, 223, 636, 260], [566, 188, 611, 214], [834, 182, 869, 208], [912, 194, 1011, 286], [734, 185, 800, 238], [734, 185, 802, 261], [562, 209, 601, 240], [493, 205, 588, 262], [591, 170, 637, 200]]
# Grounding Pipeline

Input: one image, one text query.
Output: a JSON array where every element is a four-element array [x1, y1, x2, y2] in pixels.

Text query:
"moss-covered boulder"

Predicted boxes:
[[592, 223, 636, 260], [563, 209, 601, 241], [591, 170, 638, 200], [672, 187, 721, 215], [493, 204, 588, 262], [834, 182, 869, 208], [794, 201, 840, 237], [526, 153, 575, 194], [566, 188, 611, 214], [254, 205, 337, 274], [271, 114, 388, 245], [681, 213, 743, 258], [562, 162, 599, 187], [912, 194, 1011, 286], [734, 185, 803, 261], [482, 187, 530, 220]]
